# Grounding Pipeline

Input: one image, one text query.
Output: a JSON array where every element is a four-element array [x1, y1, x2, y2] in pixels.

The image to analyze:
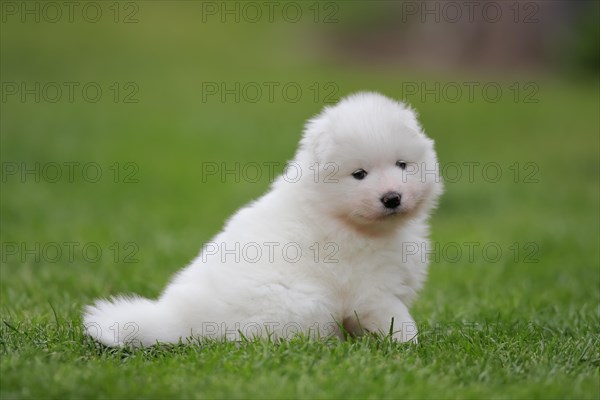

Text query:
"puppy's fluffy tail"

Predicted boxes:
[[83, 296, 181, 347]]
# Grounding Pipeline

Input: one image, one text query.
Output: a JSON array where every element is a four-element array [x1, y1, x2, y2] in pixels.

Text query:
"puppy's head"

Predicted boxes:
[[295, 92, 443, 234]]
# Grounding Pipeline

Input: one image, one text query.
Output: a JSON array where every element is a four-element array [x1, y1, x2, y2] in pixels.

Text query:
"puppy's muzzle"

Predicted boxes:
[[381, 192, 401, 209]]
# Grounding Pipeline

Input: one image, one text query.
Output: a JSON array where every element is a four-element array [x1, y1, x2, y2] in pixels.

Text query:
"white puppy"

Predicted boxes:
[[84, 92, 443, 347]]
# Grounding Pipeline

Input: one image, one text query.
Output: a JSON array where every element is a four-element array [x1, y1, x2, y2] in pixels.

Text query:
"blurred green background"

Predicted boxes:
[[1, 1, 598, 399]]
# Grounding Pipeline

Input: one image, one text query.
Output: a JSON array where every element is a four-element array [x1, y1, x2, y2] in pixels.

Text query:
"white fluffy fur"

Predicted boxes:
[[83, 92, 443, 347]]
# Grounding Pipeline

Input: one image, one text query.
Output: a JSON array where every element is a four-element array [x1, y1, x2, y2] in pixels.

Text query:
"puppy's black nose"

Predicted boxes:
[[381, 192, 401, 209]]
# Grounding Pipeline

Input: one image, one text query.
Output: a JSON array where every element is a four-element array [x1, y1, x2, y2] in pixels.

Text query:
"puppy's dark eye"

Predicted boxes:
[[352, 169, 368, 180], [396, 161, 407, 170]]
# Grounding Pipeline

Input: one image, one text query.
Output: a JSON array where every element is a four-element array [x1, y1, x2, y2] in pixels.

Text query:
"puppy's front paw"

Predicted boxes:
[[390, 319, 418, 343], [363, 299, 419, 343]]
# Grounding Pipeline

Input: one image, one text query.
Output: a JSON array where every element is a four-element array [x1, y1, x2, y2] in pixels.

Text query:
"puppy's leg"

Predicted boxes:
[[358, 298, 418, 342]]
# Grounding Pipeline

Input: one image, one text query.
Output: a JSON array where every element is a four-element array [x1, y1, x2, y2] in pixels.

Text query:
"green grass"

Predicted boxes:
[[1, 3, 599, 399], [1, 323, 597, 399]]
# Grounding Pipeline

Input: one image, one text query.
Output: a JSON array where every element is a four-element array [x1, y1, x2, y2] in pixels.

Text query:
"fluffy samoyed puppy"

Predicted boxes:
[[84, 92, 443, 347]]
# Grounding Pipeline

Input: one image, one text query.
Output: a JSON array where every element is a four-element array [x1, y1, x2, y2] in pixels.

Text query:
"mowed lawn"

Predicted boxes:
[[1, 4, 599, 399]]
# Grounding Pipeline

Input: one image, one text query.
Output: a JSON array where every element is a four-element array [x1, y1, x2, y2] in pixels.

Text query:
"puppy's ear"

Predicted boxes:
[[296, 109, 333, 164], [395, 100, 425, 137]]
